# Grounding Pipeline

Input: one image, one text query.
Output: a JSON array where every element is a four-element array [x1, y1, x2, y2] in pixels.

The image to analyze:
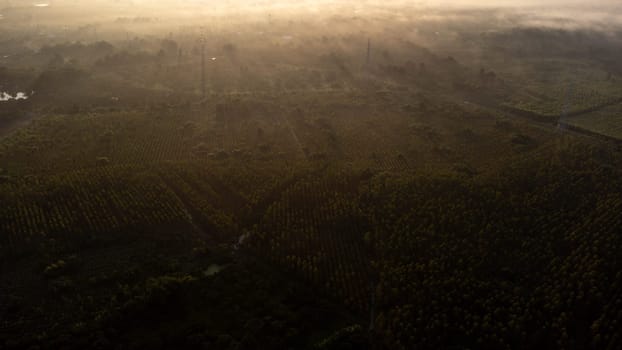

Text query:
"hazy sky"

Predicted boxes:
[[6, 0, 619, 9], [435, 0, 619, 6]]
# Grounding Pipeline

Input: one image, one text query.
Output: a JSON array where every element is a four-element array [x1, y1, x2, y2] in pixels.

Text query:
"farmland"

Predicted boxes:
[[1, 1, 622, 349], [565, 102, 622, 140]]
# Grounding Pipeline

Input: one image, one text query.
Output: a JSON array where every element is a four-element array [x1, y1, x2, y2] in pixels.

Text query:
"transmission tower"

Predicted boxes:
[[200, 38, 206, 100], [366, 38, 371, 66]]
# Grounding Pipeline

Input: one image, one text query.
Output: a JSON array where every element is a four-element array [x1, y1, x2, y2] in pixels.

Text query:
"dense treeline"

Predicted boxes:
[[361, 142, 622, 349], [2, 134, 622, 349]]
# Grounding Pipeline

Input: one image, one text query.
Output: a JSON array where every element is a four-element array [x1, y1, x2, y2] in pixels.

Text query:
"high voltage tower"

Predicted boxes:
[[200, 37, 206, 100], [366, 38, 371, 66], [559, 81, 575, 131]]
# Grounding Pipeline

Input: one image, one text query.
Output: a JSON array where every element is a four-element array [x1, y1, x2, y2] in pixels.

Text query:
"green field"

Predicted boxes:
[[565, 102, 622, 140]]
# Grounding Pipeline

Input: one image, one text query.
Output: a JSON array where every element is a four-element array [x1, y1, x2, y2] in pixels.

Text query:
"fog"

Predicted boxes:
[[437, 0, 620, 6], [3, 0, 622, 40]]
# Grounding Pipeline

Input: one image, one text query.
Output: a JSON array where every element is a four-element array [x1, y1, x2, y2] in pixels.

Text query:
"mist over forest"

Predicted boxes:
[[1, 1, 622, 349]]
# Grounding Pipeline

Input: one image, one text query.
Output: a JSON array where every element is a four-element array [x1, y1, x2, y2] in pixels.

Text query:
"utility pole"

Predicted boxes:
[[366, 38, 371, 66]]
